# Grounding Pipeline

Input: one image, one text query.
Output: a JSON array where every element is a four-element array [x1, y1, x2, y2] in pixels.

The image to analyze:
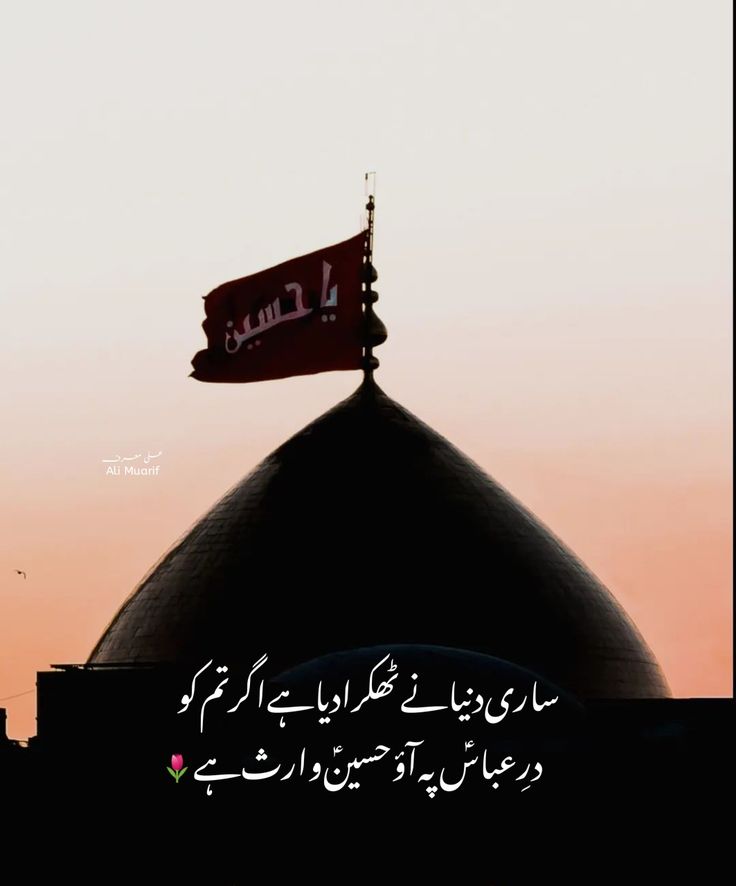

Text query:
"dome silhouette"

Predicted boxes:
[[89, 379, 669, 699]]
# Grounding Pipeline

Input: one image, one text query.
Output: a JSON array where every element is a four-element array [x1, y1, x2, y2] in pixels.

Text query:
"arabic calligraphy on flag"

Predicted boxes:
[[190, 231, 367, 383]]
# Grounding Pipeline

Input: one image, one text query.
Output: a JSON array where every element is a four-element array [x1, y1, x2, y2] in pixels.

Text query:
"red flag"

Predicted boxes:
[[190, 231, 367, 383]]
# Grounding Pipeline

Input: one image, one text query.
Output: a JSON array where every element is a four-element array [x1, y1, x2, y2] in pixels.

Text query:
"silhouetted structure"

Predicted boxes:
[[88, 379, 667, 698], [3, 380, 732, 882]]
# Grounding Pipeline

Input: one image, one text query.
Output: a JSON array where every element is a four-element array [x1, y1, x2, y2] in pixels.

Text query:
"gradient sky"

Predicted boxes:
[[1, 0, 732, 739]]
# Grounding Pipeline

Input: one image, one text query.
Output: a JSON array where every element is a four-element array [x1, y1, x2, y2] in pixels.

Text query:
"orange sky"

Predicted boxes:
[[1, 0, 732, 739]]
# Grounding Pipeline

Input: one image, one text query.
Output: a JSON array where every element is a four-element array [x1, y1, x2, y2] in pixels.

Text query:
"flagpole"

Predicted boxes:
[[363, 192, 377, 382], [362, 182, 386, 384]]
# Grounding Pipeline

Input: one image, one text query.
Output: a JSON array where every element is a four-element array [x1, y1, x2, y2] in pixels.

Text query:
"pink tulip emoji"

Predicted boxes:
[[167, 753, 187, 783]]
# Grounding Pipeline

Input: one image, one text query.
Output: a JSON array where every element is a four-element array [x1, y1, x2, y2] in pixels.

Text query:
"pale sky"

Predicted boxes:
[[0, 0, 732, 738]]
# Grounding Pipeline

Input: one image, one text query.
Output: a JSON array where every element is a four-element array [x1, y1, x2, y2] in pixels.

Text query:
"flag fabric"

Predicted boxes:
[[190, 231, 367, 383]]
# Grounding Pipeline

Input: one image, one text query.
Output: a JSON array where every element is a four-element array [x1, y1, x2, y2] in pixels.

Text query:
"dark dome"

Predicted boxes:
[[89, 379, 669, 699]]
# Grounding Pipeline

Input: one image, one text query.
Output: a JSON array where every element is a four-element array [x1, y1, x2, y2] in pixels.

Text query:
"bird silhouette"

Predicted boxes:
[[14, 570, 26, 579]]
